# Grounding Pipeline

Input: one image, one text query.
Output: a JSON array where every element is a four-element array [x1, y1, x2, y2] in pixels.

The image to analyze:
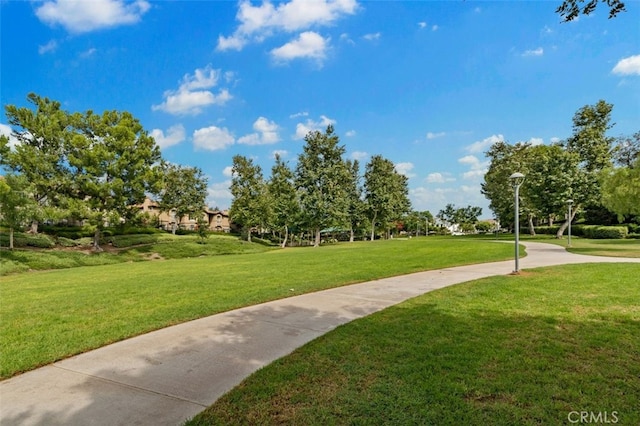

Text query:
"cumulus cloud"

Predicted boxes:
[[612, 54, 640, 76], [528, 137, 544, 146], [193, 126, 235, 151], [207, 181, 233, 209], [238, 117, 281, 145], [35, 0, 150, 33], [271, 150, 289, 159], [465, 134, 504, 153], [153, 65, 232, 115], [271, 31, 328, 63], [426, 172, 455, 183], [522, 47, 544, 57], [222, 166, 234, 177], [150, 124, 186, 150], [345, 130, 356, 137], [418, 22, 427, 29], [217, 0, 358, 52], [294, 114, 336, 139], [395, 162, 415, 178], [458, 155, 488, 180]]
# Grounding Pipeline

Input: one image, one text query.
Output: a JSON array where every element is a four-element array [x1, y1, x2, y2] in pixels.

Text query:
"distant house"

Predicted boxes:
[[137, 197, 233, 232]]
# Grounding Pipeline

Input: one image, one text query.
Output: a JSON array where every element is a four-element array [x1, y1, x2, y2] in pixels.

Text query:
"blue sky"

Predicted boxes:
[[1, 0, 639, 217]]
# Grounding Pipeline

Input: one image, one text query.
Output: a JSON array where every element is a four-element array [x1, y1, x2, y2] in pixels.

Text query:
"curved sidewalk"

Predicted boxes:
[[2, 242, 639, 426]]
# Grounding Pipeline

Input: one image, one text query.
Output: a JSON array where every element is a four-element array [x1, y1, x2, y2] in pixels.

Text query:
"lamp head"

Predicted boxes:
[[509, 172, 525, 188], [566, 199, 574, 205]]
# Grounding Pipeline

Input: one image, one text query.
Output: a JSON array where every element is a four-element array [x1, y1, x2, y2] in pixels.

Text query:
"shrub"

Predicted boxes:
[[108, 234, 159, 248]]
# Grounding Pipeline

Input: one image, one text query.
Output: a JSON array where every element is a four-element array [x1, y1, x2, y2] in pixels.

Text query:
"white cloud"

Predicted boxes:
[[351, 151, 369, 161], [271, 31, 328, 63], [612, 54, 640, 76], [238, 117, 281, 145], [345, 130, 356, 137], [35, 0, 150, 33], [426, 172, 455, 183], [38, 40, 58, 54], [418, 22, 427, 29], [193, 126, 235, 151], [222, 166, 234, 177], [395, 162, 415, 178], [206, 181, 232, 209], [0, 124, 20, 149], [432, 25, 439, 31], [150, 124, 185, 150], [153, 65, 232, 115], [217, 0, 358, 51], [289, 111, 309, 118], [426, 131, 446, 139], [528, 137, 544, 146], [550, 137, 561, 144], [465, 134, 504, 153], [522, 47, 544, 57], [294, 114, 336, 139], [271, 150, 289, 159], [458, 155, 488, 180], [363, 32, 380, 41]]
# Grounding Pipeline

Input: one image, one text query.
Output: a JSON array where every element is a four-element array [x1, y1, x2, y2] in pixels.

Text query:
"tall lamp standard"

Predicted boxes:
[[510, 172, 525, 273], [566, 199, 573, 247]]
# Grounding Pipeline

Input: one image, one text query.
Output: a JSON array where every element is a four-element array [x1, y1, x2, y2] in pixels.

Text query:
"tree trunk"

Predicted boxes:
[[9, 227, 14, 250], [528, 214, 536, 236], [556, 204, 579, 239], [29, 220, 38, 234], [349, 226, 355, 243], [370, 212, 377, 242], [281, 225, 288, 248], [92, 228, 103, 252], [247, 228, 252, 242], [548, 216, 554, 226], [314, 228, 321, 247]]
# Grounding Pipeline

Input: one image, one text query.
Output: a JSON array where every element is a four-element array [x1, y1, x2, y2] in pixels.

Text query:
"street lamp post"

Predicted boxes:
[[510, 172, 525, 273], [566, 199, 573, 247]]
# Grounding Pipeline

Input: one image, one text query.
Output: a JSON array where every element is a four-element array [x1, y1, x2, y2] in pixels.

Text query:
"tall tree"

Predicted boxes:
[[229, 155, 270, 242], [612, 131, 640, 168], [67, 110, 162, 250], [481, 141, 531, 230], [523, 144, 579, 230], [268, 154, 300, 248], [0, 174, 38, 250], [344, 159, 366, 242], [364, 155, 411, 241], [600, 160, 640, 222], [556, 100, 616, 237], [1, 93, 74, 233], [156, 162, 208, 234], [295, 125, 349, 247]]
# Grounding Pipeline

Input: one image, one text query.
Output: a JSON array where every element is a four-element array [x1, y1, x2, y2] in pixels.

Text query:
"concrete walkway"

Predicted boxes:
[[2, 242, 639, 425]]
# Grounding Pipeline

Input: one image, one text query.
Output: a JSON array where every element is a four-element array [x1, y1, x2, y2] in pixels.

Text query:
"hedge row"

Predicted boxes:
[[39, 225, 162, 239], [526, 225, 628, 239]]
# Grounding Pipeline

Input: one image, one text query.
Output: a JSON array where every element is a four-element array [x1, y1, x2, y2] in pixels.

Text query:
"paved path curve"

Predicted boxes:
[[2, 242, 639, 425]]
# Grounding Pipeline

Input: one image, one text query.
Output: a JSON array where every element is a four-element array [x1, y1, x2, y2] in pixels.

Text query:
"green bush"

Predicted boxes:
[[40, 225, 94, 239], [0, 233, 55, 248], [108, 234, 159, 248]]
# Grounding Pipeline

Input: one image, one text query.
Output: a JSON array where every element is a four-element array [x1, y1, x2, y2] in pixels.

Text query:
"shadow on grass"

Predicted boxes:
[[189, 304, 640, 425]]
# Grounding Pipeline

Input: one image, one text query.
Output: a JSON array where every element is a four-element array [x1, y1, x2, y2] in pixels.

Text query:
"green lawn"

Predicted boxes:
[[0, 237, 513, 379], [188, 263, 640, 426]]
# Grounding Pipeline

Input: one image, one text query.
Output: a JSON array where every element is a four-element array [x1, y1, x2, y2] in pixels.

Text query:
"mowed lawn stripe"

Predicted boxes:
[[1, 238, 512, 378]]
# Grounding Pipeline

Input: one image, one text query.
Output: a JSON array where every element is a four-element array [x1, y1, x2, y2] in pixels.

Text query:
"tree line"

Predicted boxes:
[[229, 125, 412, 247], [481, 100, 639, 237]]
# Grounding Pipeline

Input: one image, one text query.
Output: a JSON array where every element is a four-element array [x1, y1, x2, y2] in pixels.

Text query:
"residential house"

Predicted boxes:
[[138, 197, 232, 232]]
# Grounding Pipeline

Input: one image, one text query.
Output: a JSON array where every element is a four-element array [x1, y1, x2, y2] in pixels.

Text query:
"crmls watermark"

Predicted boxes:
[[568, 411, 619, 424]]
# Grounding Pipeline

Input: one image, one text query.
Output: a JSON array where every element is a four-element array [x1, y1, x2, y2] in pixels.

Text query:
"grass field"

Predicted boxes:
[[0, 237, 514, 379], [187, 263, 640, 426]]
